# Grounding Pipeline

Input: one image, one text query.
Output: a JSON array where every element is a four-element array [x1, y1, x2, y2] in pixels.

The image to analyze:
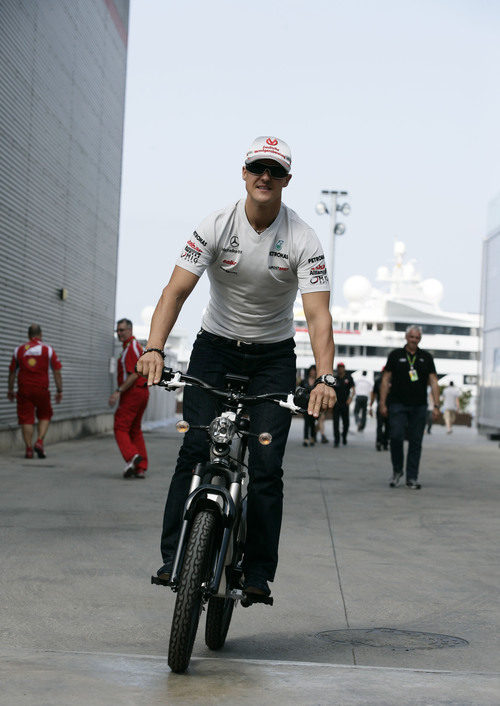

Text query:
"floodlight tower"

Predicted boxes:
[[315, 190, 350, 296]]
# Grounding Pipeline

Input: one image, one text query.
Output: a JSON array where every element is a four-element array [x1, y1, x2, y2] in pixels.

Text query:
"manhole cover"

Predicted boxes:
[[316, 628, 468, 650]]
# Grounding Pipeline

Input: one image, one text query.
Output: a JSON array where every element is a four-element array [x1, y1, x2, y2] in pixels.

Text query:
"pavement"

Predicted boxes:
[[1, 417, 499, 705]]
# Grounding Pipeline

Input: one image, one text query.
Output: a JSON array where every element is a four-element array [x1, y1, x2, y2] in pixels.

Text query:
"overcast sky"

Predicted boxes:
[[116, 0, 500, 341]]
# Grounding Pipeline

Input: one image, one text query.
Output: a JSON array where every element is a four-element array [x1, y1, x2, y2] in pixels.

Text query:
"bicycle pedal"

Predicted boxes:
[[151, 575, 170, 587], [241, 592, 273, 607]]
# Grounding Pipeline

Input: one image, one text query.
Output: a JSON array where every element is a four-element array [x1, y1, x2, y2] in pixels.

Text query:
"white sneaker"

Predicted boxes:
[[406, 480, 422, 490], [123, 453, 143, 478], [389, 472, 403, 488]]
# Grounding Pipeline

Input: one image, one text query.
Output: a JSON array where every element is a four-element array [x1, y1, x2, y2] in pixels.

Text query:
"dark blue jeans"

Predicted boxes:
[[333, 403, 349, 443], [388, 403, 427, 481], [161, 330, 297, 584]]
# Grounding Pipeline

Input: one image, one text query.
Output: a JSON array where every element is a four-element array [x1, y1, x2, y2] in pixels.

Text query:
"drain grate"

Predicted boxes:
[[316, 628, 468, 650]]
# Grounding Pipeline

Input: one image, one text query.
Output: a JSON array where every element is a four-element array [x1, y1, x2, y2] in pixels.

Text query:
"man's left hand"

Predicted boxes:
[[108, 390, 120, 407], [308, 382, 336, 418]]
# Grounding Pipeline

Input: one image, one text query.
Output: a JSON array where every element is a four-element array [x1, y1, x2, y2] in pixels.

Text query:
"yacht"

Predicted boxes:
[[294, 241, 480, 396]]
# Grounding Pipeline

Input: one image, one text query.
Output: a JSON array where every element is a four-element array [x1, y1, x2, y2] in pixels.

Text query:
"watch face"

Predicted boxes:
[[324, 374, 335, 385]]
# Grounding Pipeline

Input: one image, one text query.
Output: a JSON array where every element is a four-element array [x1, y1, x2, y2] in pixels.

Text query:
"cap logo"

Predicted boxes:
[[266, 138, 278, 146]]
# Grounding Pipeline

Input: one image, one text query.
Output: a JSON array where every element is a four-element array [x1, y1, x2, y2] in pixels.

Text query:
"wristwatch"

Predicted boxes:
[[313, 374, 336, 388]]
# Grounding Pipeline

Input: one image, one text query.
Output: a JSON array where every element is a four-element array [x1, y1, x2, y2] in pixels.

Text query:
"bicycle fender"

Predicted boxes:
[[184, 485, 236, 527]]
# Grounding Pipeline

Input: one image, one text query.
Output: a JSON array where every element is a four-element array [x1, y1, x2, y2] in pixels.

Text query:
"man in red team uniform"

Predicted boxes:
[[108, 319, 149, 479], [7, 324, 63, 459]]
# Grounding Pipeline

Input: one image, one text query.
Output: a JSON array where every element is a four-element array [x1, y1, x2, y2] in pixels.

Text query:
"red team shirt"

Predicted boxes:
[[10, 338, 62, 392], [118, 336, 145, 389]]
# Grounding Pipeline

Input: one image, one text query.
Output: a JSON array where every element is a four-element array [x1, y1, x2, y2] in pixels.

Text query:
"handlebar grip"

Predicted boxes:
[[293, 387, 310, 409], [159, 367, 174, 383]]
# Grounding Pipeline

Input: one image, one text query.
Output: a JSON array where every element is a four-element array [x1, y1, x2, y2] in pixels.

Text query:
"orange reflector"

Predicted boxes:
[[176, 420, 190, 433], [258, 432, 272, 446]]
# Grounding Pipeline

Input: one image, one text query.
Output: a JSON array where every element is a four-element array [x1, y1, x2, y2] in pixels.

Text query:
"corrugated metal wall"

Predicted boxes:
[[0, 0, 129, 429], [479, 228, 500, 431]]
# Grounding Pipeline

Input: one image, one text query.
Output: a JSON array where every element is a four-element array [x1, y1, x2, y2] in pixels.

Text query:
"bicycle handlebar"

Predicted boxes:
[[158, 367, 308, 414]]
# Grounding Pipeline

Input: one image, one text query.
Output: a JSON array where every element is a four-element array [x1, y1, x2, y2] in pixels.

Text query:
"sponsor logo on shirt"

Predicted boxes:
[[230, 235, 239, 247], [309, 263, 326, 275], [181, 245, 201, 264], [307, 255, 325, 264], [269, 251, 289, 259], [24, 344, 42, 356], [187, 239, 202, 253], [222, 247, 242, 254], [310, 273, 329, 285], [222, 259, 237, 266], [269, 265, 289, 271], [274, 239, 284, 251], [193, 231, 207, 247]]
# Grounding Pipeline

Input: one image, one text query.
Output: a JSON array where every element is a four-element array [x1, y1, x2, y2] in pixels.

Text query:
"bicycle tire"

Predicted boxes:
[[205, 595, 234, 650], [168, 510, 217, 673]]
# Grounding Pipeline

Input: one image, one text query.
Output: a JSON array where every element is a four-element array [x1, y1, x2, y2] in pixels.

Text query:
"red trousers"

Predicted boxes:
[[113, 386, 149, 470]]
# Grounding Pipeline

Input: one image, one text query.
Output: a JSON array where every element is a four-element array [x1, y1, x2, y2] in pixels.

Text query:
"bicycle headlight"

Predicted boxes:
[[208, 417, 236, 444]]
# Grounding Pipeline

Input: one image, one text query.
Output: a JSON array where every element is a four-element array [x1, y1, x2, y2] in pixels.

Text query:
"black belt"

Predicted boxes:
[[199, 328, 294, 350]]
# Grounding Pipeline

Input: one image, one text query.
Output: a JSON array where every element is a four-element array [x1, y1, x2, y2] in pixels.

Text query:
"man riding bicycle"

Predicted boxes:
[[137, 136, 336, 599]]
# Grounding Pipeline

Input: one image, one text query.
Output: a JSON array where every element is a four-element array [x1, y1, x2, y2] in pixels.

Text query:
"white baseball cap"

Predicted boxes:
[[245, 136, 292, 172]]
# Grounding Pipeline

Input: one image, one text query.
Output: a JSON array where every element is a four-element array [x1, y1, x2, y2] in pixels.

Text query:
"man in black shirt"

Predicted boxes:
[[370, 368, 389, 451], [332, 362, 355, 447], [379, 326, 440, 489]]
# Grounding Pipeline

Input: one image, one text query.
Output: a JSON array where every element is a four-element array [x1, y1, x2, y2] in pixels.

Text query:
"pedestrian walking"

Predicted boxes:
[[108, 319, 149, 479], [137, 135, 336, 598], [354, 371, 373, 431], [426, 386, 434, 434], [379, 325, 440, 489], [7, 324, 63, 458], [442, 381, 461, 434], [299, 365, 318, 446], [317, 412, 329, 444], [369, 369, 389, 450], [332, 363, 355, 447]]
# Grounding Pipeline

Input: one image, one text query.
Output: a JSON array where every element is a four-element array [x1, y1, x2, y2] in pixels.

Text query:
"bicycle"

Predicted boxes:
[[151, 366, 308, 673]]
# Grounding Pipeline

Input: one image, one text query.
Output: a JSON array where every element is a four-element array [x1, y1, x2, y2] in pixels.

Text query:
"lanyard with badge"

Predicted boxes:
[[407, 353, 418, 382]]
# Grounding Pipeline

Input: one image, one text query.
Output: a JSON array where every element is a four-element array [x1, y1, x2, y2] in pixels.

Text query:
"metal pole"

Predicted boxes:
[[329, 192, 337, 298]]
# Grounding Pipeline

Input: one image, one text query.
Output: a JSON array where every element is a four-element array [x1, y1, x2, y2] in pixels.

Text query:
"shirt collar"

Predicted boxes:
[[122, 335, 135, 349]]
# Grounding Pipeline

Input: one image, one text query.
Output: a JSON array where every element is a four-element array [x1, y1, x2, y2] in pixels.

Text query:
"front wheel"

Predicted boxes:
[[168, 510, 217, 673]]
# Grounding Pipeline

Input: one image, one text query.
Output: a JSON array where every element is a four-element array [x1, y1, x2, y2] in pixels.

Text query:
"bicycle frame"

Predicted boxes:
[[152, 367, 306, 602]]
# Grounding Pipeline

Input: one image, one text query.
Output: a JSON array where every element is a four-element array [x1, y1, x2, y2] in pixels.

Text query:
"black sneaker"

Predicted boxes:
[[406, 480, 421, 490], [242, 576, 270, 597], [342, 437, 347, 445], [157, 560, 173, 582], [321, 435, 328, 444], [389, 472, 403, 488]]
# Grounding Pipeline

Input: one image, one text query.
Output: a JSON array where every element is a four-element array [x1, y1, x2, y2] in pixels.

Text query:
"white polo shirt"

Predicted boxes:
[[176, 198, 330, 343]]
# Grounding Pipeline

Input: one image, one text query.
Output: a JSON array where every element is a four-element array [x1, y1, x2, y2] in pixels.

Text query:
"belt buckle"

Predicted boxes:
[[236, 339, 250, 348]]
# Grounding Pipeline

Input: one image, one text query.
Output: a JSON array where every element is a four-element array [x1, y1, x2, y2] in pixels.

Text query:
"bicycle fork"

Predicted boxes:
[[169, 463, 242, 596]]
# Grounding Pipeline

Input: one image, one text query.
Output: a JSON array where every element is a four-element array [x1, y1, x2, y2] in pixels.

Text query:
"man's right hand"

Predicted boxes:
[[379, 402, 388, 417], [136, 350, 164, 387]]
